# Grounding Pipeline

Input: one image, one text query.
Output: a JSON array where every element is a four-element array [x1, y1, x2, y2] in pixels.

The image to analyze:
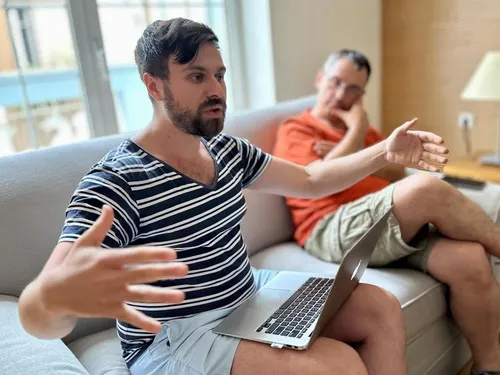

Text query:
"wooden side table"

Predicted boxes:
[[444, 156, 500, 183]]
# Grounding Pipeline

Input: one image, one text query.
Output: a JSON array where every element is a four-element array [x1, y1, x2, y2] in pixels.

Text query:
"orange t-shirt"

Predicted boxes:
[[273, 109, 391, 247]]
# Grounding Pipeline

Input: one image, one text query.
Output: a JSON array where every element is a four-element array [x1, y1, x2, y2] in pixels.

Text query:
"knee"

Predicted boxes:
[[331, 342, 368, 375], [357, 284, 404, 324], [401, 174, 450, 203], [447, 242, 493, 289]]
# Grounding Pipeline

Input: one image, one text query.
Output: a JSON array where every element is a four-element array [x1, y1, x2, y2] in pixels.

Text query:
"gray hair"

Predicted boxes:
[[323, 49, 371, 79]]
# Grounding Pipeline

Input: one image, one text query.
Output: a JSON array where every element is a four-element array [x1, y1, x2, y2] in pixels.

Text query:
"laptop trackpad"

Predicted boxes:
[[213, 289, 290, 336]]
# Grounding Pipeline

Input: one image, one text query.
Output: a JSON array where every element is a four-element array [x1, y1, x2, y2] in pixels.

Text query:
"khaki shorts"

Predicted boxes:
[[304, 184, 440, 272]]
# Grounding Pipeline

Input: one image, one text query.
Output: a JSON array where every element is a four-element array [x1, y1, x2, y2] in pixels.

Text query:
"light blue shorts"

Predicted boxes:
[[129, 268, 278, 375]]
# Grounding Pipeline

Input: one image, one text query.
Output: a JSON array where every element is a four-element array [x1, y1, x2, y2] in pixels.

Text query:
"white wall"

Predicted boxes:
[[268, 0, 382, 127]]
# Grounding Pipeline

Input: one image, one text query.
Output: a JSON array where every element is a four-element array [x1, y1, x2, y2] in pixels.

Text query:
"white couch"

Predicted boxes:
[[2, 96, 500, 375]]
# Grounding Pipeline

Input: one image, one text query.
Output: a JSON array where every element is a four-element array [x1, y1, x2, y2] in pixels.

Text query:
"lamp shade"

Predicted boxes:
[[461, 51, 500, 101]]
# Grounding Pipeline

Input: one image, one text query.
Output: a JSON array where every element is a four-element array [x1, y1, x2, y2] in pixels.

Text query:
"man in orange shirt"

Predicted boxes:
[[274, 49, 500, 375]]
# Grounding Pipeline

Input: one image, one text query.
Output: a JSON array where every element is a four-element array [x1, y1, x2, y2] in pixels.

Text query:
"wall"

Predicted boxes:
[[383, 0, 500, 159], [268, 0, 382, 127]]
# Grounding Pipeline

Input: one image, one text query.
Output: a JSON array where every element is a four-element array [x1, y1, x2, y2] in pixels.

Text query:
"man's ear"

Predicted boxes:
[[315, 71, 324, 90], [143, 73, 164, 102]]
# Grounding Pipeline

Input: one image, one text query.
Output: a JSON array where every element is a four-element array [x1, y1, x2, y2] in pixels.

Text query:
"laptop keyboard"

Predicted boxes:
[[256, 277, 332, 339]]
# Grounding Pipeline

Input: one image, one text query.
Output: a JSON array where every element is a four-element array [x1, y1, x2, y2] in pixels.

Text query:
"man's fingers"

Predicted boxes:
[[76, 205, 114, 247], [126, 285, 186, 304], [417, 160, 440, 172], [124, 262, 189, 284], [330, 108, 346, 120], [119, 305, 163, 334], [422, 151, 448, 164], [399, 118, 418, 133], [422, 142, 449, 155], [105, 247, 178, 267], [413, 130, 445, 144]]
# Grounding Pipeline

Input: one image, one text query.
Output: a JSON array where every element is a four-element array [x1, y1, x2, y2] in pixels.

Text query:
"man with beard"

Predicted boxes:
[[19, 19, 449, 375], [273, 49, 500, 375]]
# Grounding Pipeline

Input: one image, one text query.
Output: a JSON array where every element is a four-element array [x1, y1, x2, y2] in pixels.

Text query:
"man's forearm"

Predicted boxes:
[[323, 127, 366, 160], [306, 140, 389, 198], [18, 277, 77, 340]]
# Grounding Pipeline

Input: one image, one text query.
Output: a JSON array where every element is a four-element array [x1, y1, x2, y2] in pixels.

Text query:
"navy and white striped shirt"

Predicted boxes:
[[59, 133, 271, 367]]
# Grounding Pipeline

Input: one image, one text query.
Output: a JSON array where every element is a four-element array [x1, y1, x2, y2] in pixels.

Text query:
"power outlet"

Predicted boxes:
[[458, 112, 474, 130]]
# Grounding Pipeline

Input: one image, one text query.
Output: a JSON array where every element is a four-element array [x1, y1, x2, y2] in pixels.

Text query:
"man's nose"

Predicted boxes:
[[205, 76, 225, 99], [334, 86, 347, 101]]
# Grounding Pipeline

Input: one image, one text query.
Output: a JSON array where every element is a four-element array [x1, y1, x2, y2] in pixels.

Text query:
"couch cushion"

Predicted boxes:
[[0, 295, 89, 375], [250, 242, 448, 342], [242, 190, 293, 256], [69, 328, 129, 375]]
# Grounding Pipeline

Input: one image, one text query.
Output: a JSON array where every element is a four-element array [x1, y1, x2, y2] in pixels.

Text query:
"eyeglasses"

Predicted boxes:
[[326, 76, 364, 97]]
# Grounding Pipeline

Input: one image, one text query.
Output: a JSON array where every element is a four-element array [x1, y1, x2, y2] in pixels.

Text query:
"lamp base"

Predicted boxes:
[[479, 153, 500, 166]]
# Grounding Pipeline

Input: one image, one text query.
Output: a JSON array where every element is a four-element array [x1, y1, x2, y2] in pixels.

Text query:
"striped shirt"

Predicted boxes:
[[59, 133, 272, 367]]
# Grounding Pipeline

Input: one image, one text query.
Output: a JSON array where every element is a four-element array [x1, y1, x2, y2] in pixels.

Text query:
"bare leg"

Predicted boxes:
[[426, 239, 500, 371], [320, 283, 407, 375], [232, 336, 367, 375], [392, 174, 500, 257]]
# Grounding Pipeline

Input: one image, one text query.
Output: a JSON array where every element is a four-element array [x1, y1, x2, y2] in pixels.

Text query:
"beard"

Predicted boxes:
[[163, 87, 226, 139]]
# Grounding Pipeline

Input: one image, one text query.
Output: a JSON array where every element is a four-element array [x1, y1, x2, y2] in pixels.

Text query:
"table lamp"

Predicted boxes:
[[461, 51, 500, 166]]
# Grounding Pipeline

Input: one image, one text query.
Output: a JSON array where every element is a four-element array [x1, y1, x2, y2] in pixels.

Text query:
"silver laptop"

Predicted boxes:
[[213, 207, 391, 350]]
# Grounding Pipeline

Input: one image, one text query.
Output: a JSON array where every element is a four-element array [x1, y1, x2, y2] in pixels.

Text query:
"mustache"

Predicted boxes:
[[200, 98, 226, 111]]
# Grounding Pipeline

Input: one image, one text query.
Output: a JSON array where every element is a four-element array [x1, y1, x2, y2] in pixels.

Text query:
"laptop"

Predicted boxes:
[[213, 207, 391, 350]]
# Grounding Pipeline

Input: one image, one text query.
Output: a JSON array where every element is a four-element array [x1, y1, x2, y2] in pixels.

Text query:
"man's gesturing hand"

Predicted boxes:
[[385, 118, 449, 172], [39, 205, 188, 334]]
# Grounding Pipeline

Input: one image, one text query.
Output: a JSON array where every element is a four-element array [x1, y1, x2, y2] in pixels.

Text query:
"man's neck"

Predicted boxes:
[[311, 105, 347, 132], [132, 117, 202, 163], [132, 115, 217, 186]]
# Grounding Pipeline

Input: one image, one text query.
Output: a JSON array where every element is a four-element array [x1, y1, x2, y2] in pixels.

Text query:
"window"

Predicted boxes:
[[0, 0, 90, 156]]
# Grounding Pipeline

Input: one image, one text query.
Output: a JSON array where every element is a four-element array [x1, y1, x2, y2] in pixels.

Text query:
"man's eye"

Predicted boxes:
[[190, 74, 204, 82], [216, 74, 225, 82]]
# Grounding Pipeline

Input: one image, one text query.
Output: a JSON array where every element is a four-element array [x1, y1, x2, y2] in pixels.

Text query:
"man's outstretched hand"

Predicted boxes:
[[39, 205, 188, 334], [385, 118, 449, 172]]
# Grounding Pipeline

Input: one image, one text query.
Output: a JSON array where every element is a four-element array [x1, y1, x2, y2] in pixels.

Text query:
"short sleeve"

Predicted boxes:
[[365, 127, 385, 147], [273, 121, 322, 166], [59, 168, 140, 249], [234, 137, 272, 188]]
